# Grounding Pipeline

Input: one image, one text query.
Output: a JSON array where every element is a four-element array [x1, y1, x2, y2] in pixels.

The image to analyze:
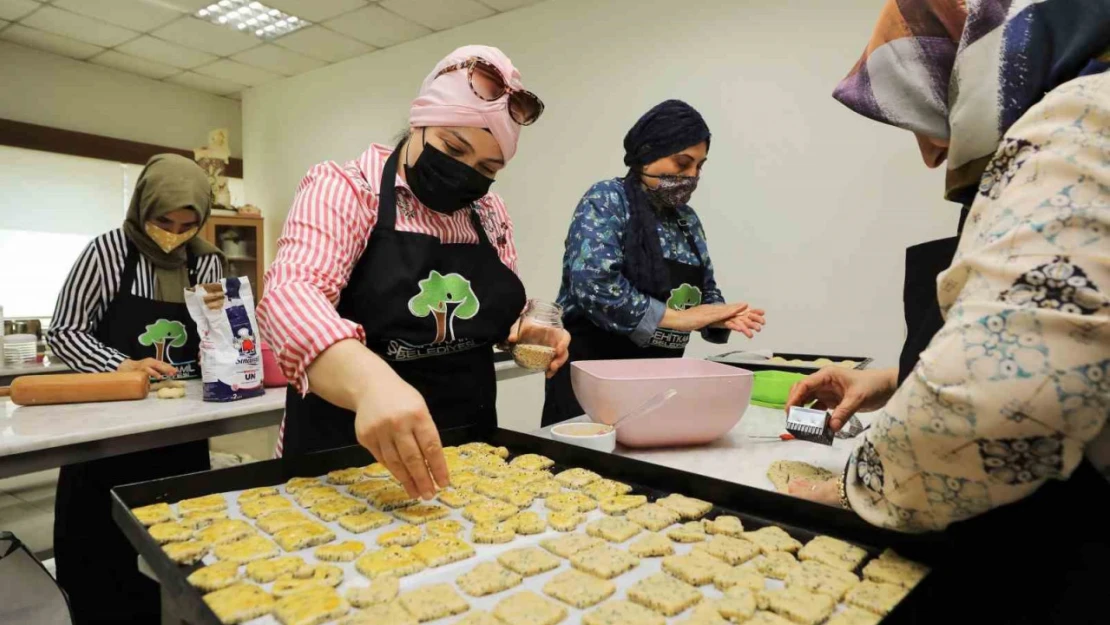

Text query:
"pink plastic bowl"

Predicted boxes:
[[570, 358, 753, 448]]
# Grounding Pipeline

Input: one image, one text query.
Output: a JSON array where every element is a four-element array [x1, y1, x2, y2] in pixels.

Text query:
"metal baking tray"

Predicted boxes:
[[112, 425, 940, 625], [708, 351, 874, 374]]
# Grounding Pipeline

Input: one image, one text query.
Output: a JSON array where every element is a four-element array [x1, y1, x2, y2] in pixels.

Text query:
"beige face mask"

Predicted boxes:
[[144, 221, 199, 253]]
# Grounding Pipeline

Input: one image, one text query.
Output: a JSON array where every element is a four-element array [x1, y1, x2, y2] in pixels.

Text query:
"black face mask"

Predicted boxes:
[[404, 129, 494, 215]]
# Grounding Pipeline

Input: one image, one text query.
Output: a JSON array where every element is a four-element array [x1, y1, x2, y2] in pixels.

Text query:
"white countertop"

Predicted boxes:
[[532, 404, 864, 493], [0, 362, 533, 465], [0, 380, 285, 459]]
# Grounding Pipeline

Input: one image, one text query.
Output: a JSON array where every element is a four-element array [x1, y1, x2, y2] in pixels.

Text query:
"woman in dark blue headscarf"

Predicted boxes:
[[542, 100, 765, 426]]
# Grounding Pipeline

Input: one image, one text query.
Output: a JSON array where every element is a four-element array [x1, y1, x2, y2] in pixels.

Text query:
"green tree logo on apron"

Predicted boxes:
[[138, 319, 188, 363], [408, 271, 481, 344], [667, 283, 702, 311]]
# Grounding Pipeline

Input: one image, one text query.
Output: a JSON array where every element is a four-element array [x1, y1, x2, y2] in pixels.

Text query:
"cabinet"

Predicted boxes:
[[199, 212, 265, 296]]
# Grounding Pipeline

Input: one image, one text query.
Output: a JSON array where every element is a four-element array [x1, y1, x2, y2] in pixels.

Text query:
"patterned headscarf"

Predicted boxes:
[[622, 100, 712, 301], [834, 0, 1110, 205]]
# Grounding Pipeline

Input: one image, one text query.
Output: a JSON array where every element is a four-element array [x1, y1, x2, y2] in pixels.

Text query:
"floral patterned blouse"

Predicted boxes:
[[555, 178, 727, 346], [845, 73, 1110, 532]]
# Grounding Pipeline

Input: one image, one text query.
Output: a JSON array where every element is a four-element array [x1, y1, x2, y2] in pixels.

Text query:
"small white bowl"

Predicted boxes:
[[551, 422, 616, 453]]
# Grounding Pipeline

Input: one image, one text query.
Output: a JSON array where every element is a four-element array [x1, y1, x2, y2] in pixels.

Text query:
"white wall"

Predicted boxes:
[[244, 0, 959, 429], [0, 42, 242, 157], [0, 145, 247, 318]]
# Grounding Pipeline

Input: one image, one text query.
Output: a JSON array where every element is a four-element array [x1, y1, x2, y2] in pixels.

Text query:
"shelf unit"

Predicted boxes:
[[200, 213, 265, 295]]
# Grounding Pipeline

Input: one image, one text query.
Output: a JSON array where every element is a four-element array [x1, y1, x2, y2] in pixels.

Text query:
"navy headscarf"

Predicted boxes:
[[621, 100, 711, 301]]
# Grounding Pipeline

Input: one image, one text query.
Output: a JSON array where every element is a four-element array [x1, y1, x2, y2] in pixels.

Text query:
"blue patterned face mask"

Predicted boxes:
[[642, 173, 699, 209]]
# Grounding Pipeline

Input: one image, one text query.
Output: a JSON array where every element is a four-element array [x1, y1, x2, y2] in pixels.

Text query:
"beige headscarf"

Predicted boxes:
[[122, 154, 226, 303]]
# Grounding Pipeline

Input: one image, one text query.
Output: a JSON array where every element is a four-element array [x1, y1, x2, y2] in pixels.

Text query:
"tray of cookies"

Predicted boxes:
[[112, 426, 937, 625], [708, 352, 874, 375]]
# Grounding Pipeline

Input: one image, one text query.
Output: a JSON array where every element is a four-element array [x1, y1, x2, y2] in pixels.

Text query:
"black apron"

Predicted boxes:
[[895, 211, 1110, 624], [281, 149, 527, 456], [54, 243, 210, 625], [542, 219, 706, 426]]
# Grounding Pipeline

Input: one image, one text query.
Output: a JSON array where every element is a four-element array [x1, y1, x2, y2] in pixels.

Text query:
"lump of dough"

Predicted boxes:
[[156, 387, 186, 399]]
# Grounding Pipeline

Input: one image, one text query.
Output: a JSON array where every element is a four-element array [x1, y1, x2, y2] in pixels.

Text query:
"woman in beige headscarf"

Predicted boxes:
[[47, 154, 226, 624]]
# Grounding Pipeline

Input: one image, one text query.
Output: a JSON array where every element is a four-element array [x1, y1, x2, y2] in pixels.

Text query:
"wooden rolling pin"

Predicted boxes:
[[0, 371, 150, 406]]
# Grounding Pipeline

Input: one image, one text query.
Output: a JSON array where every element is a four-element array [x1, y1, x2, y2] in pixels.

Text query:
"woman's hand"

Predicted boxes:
[[507, 318, 571, 379], [787, 477, 840, 506], [119, 358, 177, 379], [713, 308, 766, 338], [785, 367, 898, 431], [662, 302, 749, 332], [353, 372, 449, 501]]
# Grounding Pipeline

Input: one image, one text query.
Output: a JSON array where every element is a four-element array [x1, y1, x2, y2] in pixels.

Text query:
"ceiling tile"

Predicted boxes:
[[0, 24, 104, 59], [324, 5, 430, 48], [264, 0, 367, 23], [52, 0, 182, 32], [22, 6, 139, 47], [0, 0, 39, 22], [168, 70, 244, 95], [158, 0, 216, 11], [116, 35, 217, 69], [194, 58, 281, 86], [379, 0, 493, 31], [478, 0, 542, 9], [231, 43, 325, 76], [90, 49, 180, 79], [152, 16, 260, 56], [272, 25, 371, 63]]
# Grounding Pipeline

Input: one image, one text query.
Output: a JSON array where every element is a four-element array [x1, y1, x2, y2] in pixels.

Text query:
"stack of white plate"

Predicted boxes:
[[3, 334, 37, 364]]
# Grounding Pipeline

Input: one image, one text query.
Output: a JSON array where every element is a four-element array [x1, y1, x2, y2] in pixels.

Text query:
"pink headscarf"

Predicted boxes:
[[408, 45, 525, 163]]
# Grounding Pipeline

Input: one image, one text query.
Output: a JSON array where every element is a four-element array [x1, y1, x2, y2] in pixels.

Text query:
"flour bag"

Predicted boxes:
[[185, 277, 264, 402]]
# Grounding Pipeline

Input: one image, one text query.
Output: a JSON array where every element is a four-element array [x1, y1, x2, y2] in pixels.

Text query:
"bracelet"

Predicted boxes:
[[838, 468, 852, 511]]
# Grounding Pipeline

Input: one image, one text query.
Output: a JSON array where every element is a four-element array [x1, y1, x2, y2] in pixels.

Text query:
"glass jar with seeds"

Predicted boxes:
[[510, 299, 563, 371]]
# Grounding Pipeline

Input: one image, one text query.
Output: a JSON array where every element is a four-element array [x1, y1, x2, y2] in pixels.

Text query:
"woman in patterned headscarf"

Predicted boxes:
[[542, 100, 765, 426], [784, 1, 1110, 623]]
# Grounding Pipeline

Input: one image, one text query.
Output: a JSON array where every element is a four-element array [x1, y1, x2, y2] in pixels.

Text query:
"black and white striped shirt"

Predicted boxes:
[[47, 228, 223, 373]]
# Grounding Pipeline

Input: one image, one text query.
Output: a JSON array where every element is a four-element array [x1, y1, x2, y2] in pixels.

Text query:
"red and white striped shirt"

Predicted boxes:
[[257, 143, 519, 396]]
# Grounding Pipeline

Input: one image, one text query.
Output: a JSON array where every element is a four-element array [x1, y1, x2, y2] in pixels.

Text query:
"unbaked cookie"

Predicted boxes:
[[187, 561, 241, 592], [627, 572, 703, 616], [410, 535, 476, 568], [798, 536, 868, 572], [493, 591, 567, 625], [543, 569, 615, 609], [355, 546, 425, 579], [582, 599, 664, 625], [345, 574, 400, 608], [202, 584, 274, 624], [397, 584, 470, 622], [457, 562, 523, 597]]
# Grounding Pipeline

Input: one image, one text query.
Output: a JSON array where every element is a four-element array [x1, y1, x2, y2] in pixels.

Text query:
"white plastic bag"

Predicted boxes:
[[185, 277, 264, 402]]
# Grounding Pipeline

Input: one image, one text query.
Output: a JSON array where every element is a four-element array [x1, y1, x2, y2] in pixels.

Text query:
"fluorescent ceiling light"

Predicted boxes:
[[196, 0, 309, 40]]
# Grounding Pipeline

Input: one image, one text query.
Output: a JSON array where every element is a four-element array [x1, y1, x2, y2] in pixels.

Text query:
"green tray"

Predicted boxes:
[[750, 370, 807, 409]]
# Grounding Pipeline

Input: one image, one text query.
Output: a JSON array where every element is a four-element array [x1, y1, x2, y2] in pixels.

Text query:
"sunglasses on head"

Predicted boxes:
[[435, 57, 544, 126]]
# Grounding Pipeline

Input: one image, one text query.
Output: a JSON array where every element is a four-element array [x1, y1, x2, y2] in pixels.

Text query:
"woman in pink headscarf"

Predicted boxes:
[[258, 46, 565, 498]]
